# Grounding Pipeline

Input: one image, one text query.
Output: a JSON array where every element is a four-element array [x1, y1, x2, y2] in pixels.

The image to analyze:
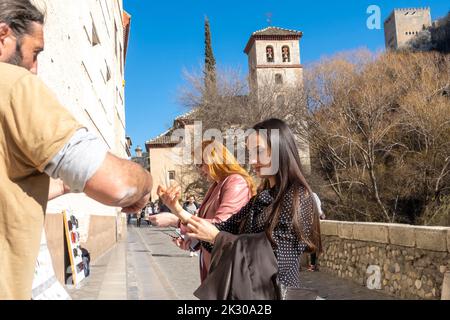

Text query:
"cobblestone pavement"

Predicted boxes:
[[68, 222, 397, 300], [300, 270, 398, 300], [68, 222, 199, 300]]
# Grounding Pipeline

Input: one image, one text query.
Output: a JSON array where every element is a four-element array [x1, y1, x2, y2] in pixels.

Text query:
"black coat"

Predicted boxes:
[[194, 231, 279, 300]]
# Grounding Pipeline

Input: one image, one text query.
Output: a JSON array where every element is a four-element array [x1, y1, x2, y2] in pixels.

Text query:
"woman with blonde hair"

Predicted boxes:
[[151, 140, 255, 282]]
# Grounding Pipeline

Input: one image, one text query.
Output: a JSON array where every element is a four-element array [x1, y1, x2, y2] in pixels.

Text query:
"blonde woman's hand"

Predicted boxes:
[[157, 185, 183, 213], [186, 215, 220, 244], [156, 184, 193, 225]]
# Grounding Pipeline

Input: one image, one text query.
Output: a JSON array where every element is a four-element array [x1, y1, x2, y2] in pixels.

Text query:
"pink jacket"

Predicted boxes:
[[182, 174, 252, 282]]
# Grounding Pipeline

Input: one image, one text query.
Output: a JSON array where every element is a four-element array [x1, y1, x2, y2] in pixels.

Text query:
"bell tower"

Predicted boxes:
[[244, 27, 304, 96], [244, 26, 310, 174]]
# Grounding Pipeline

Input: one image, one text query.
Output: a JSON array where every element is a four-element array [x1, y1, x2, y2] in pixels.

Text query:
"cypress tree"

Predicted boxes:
[[204, 16, 217, 96]]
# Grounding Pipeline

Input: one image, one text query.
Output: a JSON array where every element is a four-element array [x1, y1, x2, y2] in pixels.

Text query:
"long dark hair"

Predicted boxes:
[[253, 118, 322, 254]]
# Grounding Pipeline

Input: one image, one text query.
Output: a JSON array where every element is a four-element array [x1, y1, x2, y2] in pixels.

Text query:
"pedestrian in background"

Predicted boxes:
[[183, 195, 200, 215], [308, 193, 325, 272], [182, 195, 201, 257]]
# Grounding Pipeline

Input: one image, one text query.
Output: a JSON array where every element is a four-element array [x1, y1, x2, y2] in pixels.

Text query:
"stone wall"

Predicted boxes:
[[319, 221, 450, 299]]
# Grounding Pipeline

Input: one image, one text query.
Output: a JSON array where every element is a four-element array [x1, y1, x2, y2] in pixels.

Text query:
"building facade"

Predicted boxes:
[[34, 0, 131, 283], [146, 114, 197, 201], [384, 7, 432, 50]]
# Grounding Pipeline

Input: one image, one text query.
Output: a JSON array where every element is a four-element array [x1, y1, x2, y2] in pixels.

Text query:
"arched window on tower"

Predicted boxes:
[[282, 46, 290, 63], [266, 46, 274, 63]]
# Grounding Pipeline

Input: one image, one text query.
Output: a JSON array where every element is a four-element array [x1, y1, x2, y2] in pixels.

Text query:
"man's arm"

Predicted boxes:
[[84, 153, 152, 212], [45, 128, 152, 213]]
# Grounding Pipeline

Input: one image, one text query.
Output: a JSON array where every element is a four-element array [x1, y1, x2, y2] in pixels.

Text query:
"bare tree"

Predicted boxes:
[[178, 50, 450, 226], [306, 50, 450, 224]]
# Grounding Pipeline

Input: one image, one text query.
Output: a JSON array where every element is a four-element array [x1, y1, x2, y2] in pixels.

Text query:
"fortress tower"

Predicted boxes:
[[384, 7, 432, 50]]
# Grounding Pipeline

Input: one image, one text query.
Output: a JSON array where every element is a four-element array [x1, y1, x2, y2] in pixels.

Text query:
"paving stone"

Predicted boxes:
[[68, 224, 397, 300]]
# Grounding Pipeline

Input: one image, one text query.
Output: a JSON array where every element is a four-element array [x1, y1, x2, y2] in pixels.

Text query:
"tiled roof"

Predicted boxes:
[[175, 109, 197, 121], [252, 26, 303, 36], [146, 128, 175, 145], [123, 11, 131, 63], [244, 26, 303, 53], [147, 135, 179, 146]]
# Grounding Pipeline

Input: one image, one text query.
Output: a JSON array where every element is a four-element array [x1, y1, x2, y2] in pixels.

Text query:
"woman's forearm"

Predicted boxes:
[[174, 207, 194, 225]]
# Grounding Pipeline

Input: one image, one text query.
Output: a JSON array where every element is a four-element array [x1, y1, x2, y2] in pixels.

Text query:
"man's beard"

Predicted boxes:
[[5, 41, 24, 68]]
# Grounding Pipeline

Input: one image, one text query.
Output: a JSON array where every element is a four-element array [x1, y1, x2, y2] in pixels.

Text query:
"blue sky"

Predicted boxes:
[[123, 0, 448, 155]]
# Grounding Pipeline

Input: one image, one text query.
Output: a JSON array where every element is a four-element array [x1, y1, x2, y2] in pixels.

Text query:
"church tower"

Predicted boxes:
[[244, 27, 304, 97], [244, 27, 310, 173]]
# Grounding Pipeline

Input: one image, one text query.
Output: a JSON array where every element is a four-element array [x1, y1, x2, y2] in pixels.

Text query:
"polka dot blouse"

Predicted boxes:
[[202, 184, 314, 288]]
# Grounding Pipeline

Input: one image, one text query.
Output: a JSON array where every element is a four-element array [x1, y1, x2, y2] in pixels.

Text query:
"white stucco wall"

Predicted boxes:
[[35, 0, 128, 219], [253, 40, 301, 66], [148, 147, 185, 201]]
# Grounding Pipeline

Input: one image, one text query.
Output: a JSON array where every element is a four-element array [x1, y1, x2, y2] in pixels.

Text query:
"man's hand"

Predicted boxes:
[[148, 213, 179, 227], [121, 192, 150, 214]]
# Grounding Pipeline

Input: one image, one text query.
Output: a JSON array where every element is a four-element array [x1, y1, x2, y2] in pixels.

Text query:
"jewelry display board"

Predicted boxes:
[[63, 210, 85, 285]]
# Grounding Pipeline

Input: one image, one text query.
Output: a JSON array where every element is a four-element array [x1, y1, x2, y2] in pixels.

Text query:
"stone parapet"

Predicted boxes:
[[319, 220, 450, 300]]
